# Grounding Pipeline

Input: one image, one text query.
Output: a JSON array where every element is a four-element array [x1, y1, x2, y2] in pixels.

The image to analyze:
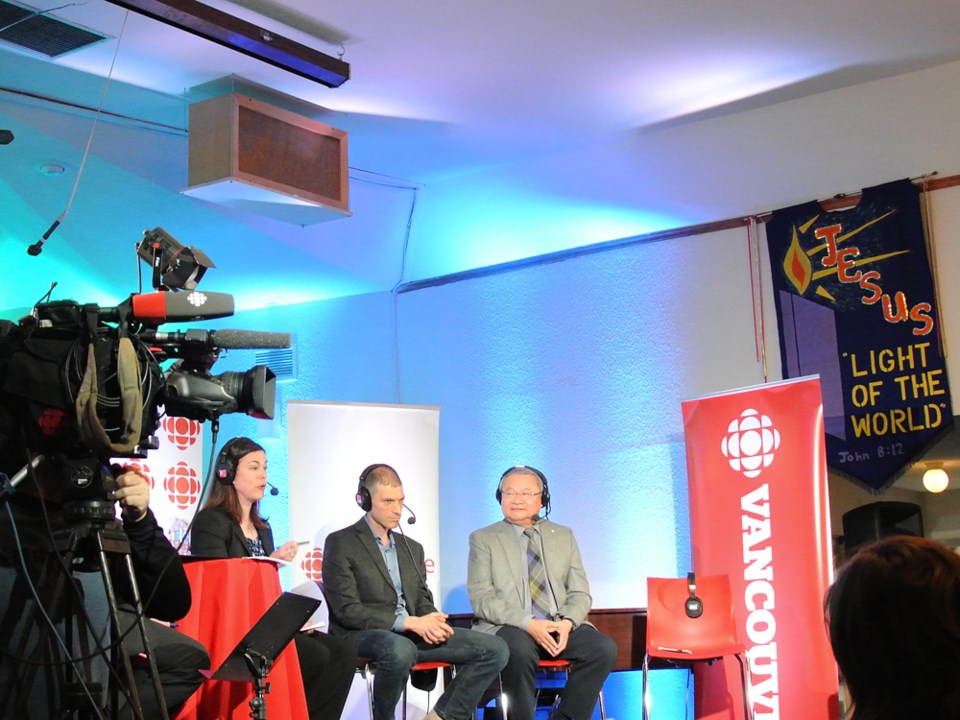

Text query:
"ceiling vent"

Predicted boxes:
[[0, 0, 107, 58]]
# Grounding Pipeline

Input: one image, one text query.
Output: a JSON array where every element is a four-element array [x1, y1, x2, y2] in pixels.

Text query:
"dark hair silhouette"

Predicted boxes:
[[825, 535, 960, 720]]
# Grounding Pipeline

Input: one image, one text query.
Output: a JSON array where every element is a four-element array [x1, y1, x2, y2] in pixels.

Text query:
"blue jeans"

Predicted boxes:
[[353, 627, 508, 720]]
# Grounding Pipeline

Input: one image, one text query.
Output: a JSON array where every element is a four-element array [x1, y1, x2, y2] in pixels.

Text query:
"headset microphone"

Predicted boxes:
[[685, 571, 704, 618], [403, 503, 417, 524], [267, 481, 280, 496]]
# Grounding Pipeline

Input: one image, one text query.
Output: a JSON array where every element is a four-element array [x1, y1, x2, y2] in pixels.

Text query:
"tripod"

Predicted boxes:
[[0, 478, 169, 719]]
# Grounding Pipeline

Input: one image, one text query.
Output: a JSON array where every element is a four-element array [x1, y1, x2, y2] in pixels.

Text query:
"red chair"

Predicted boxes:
[[359, 658, 452, 720], [316, 582, 453, 720], [643, 573, 752, 720]]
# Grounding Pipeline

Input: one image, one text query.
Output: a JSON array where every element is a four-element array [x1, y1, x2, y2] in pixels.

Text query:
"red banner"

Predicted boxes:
[[682, 377, 837, 720]]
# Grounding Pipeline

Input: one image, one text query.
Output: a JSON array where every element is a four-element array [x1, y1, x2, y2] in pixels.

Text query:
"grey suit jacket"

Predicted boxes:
[[467, 519, 593, 633], [322, 517, 438, 639]]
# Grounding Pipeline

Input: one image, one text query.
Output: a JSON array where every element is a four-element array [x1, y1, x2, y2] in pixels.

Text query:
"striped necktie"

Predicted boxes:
[[524, 527, 552, 619]]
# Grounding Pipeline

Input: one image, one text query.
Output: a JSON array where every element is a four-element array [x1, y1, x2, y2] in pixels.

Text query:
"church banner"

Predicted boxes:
[[765, 178, 952, 490], [682, 376, 837, 720]]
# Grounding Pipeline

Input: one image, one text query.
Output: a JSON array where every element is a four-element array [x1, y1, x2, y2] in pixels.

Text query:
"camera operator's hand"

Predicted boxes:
[[114, 467, 150, 523]]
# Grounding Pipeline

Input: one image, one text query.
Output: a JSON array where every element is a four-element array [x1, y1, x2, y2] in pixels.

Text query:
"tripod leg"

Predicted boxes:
[[0, 548, 110, 719], [97, 528, 169, 720]]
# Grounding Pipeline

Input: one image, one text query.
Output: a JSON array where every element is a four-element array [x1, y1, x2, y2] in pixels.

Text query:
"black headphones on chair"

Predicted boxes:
[[356, 463, 397, 511], [496, 465, 551, 513], [685, 571, 704, 618]]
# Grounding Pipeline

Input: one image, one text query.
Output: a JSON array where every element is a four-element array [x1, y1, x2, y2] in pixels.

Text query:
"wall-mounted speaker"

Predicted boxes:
[[841, 501, 923, 556], [183, 93, 350, 225]]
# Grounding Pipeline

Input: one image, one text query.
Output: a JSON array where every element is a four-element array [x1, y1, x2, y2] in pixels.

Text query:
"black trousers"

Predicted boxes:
[[120, 609, 210, 718], [495, 625, 617, 720], [295, 630, 359, 720]]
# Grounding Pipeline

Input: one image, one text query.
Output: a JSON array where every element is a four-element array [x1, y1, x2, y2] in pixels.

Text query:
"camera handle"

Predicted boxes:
[[0, 455, 44, 506]]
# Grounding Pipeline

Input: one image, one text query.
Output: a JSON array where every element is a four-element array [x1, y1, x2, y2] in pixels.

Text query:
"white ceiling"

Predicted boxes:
[[3, 0, 960, 311], [3, 0, 960, 492]]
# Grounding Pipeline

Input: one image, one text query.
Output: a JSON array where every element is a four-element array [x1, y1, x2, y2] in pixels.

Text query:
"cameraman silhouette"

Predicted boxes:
[[0, 424, 209, 718]]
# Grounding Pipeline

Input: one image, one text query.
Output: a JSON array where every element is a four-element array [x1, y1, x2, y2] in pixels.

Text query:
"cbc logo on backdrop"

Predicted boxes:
[[162, 416, 202, 450], [301, 548, 324, 581], [720, 408, 781, 479], [164, 460, 203, 510]]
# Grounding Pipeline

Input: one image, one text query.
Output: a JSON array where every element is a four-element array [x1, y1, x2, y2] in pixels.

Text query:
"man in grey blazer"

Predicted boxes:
[[468, 466, 617, 720], [323, 463, 508, 720]]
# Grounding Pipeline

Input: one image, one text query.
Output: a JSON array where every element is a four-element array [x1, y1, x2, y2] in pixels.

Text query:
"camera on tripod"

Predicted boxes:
[[0, 227, 290, 508], [0, 228, 294, 719]]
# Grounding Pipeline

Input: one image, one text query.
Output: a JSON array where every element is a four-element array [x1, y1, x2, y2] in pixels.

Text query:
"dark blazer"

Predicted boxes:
[[190, 507, 276, 558], [322, 517, 437, 639]]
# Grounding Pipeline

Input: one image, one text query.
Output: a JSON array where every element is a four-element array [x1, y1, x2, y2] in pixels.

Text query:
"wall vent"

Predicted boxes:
[[0, 0, 107, 58], [256, 345, 297, 383]]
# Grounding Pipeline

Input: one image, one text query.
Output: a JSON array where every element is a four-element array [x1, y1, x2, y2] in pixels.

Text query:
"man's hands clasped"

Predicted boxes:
[[527, 617, 574, 656], [406, 611, 454, 644]]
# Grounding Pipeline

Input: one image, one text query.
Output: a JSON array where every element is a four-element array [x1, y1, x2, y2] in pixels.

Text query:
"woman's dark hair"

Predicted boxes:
[[825, 535, 960, 720], [203, 436, 269, 529]]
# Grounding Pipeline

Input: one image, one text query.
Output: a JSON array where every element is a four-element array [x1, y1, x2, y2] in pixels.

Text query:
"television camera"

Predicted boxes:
[[0, 229, 295, 719], [0, 228, 290, 513]]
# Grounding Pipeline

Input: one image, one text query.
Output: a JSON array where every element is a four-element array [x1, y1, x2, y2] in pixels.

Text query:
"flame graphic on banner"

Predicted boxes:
[[783, 227, 812, 295]]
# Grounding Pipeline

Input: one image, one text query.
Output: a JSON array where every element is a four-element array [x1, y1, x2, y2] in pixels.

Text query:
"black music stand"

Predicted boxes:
[[201, 592, 321, 720]]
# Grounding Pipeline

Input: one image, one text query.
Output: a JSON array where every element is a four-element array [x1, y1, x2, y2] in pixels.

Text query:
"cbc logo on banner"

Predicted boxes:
[[721, 408, 781, 479], [300, 548, 324, 581], [162, 416, 202, 450], [164, 460, 203, 511]]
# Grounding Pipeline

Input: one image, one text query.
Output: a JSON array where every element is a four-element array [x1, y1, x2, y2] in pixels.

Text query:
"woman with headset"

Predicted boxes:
[[191, 436, 357, 720]]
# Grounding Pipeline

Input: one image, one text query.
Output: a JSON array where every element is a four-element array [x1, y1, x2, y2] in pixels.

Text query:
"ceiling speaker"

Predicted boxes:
[[183, 93, 350, 225]]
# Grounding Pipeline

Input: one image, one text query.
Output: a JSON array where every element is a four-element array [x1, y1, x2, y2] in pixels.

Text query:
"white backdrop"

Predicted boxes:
[[121, 414, 205, 553], [286, 400, 441, 720]]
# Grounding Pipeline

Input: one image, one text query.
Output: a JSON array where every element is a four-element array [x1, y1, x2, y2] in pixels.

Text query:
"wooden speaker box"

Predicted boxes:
[[184, 93, 349, 225]]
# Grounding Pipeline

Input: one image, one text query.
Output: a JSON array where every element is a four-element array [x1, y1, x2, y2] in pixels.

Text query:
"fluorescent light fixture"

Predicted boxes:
[[104, 0, 350, 87]]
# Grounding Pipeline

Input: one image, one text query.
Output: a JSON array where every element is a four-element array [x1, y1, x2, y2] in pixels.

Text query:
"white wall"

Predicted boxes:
[[405, 59, 960, 282]]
